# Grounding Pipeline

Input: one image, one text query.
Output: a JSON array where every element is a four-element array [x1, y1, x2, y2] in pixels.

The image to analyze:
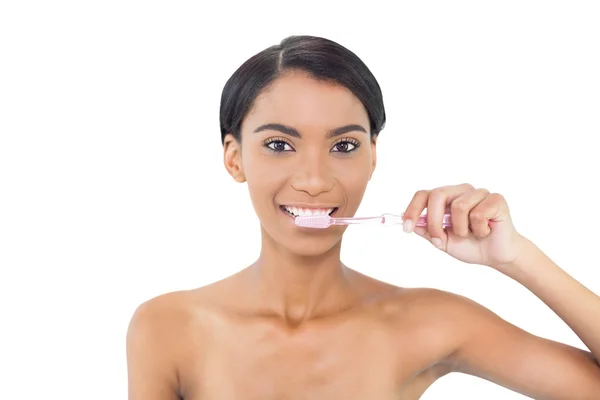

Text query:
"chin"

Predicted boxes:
[[280, 234, 343, 257], [260, 222, 345, 258]]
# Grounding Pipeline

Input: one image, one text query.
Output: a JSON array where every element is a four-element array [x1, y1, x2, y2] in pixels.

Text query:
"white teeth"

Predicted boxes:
[[283, 206, 334, 217], [299, 208, 311, 217]]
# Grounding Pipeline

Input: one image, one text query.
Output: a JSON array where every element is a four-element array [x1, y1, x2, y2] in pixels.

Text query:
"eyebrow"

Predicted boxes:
[[253, 123, 368, 139]]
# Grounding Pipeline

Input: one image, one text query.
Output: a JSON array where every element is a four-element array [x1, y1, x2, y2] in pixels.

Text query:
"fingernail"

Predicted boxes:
[[431, 237, 443, 248], [403, 220, 413, 233]]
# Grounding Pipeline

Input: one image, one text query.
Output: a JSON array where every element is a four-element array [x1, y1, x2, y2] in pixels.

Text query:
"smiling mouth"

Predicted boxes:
[[280, 205, 338, 218]]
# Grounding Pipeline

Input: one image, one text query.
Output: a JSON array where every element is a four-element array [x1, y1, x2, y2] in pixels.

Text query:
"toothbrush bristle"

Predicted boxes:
[[294, 215, 332, 229]]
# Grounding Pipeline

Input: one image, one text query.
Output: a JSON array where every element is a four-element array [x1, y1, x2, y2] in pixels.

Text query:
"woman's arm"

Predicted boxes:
[[499, 236, 600, 366], [445, 299, 600, 398], [443, 238, 600, 399]]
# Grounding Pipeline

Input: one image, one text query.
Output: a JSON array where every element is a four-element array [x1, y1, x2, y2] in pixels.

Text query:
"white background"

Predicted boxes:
[[1, 1, 599, 399]]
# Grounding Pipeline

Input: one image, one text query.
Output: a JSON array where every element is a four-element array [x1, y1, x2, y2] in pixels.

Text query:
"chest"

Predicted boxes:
[[180, 318, 443, 400]]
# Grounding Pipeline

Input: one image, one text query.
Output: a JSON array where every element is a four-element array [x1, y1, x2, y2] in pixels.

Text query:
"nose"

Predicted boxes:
[[290, 153, 334, 196]]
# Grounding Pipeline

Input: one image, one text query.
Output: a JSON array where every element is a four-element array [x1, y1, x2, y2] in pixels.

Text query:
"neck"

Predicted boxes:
[[247, 227, 358, 325]]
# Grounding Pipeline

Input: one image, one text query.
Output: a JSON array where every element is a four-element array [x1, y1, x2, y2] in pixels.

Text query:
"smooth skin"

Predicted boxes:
[[127, 70, 600, 399]]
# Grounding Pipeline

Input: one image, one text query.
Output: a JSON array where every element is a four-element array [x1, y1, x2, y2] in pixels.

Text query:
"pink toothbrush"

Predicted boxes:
[[295, 213, 452, 229]]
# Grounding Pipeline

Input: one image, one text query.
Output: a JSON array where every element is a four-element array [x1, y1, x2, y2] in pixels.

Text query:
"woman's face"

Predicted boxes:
[[223, 71, 377, 256]]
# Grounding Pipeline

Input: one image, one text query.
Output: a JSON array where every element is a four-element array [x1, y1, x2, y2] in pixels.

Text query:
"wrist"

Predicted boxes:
[[492, 234, 537, 274]]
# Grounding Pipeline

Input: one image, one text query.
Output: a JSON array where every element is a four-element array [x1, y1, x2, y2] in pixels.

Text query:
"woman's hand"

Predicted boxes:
[[402, 183, 526, 268]]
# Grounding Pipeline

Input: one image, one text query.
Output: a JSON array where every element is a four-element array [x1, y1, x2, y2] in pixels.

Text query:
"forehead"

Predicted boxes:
[[242, 71, 369, 134]]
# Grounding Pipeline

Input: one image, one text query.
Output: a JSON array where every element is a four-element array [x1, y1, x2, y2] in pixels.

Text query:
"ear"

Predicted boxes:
[[369, 134, 378, 180], [223, 134, 246, 183]]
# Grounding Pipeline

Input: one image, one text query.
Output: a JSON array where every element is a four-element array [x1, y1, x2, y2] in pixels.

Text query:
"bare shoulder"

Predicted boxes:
[[126, 289, 204, 366], [126, 285, 225, 399], [368, 287, 493, 363], [380, 285, 494, 322], [127, 282, 229, 344], [126, 290, 191, 399], [128, 289, 196, 337], [381, 286, 511, 351], [386, 287, 600, 398], [366, 282, 478, 319]]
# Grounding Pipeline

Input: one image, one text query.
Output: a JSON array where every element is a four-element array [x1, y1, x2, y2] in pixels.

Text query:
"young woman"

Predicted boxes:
[[126, 35, 600, 399]]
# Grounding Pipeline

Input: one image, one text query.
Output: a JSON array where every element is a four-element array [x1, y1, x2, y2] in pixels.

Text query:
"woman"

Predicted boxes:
[[126, 35, 600, 399]]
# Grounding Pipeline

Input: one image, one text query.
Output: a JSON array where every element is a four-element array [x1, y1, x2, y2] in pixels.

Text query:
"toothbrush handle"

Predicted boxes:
[[382, 213, 452, 228], [331, 216, 383, 225]]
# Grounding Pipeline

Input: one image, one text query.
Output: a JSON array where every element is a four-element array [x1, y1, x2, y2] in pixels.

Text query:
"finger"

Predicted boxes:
[[402, 190, 430, 233], [449, 188, 490, 237], [468, 193, 505, 237], [486, 192, 510, 223], [427, 183, 474, 242], [413, 225, 430, 240]]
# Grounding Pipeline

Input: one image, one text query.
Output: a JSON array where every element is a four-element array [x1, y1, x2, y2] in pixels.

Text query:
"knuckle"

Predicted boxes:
[[452, 201, 470, 212], [413, 189, 429, 199], [490, 192, 504, 201], [470, 211, 486, 221], [429, 188, 444, 198]]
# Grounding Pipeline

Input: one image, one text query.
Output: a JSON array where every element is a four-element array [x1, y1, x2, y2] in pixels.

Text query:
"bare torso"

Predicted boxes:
[[147, 268, 459, 400]]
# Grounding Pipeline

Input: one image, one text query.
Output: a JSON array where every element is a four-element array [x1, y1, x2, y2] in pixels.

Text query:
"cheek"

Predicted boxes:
[[347, 176, 370, 203], [334, 159, 372, 205], [243, 155, 287, 206]]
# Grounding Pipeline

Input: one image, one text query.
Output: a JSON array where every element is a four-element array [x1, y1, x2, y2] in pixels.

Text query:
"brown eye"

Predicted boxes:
[[331, 140, 359, 153], [335, 142, 349, 152], [265, 139, 294, 152]]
